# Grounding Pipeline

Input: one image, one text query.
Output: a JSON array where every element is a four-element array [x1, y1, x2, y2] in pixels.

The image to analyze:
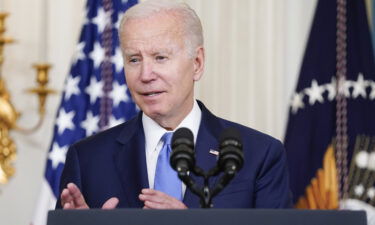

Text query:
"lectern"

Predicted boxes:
[[47, 209, 367, 225]]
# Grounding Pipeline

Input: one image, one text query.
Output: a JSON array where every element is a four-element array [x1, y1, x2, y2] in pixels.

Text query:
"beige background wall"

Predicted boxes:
[[0, 0, 317, 224]]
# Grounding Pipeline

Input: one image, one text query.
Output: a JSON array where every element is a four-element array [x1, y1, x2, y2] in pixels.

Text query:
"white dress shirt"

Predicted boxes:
[[142, 100, 202, 196]]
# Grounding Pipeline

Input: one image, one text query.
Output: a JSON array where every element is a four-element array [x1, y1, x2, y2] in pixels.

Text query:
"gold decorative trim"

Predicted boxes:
[[0, 12, 55, 184], [295, 145, 339, 209]]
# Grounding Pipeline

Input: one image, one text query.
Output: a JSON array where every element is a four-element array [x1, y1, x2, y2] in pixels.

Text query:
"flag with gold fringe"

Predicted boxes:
[[284, 0, 375, 223], [31, 0, 138, 224]]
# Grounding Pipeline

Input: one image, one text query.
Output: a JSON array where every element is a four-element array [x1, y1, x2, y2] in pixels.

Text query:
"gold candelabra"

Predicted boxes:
[[0, 12, 55, 184]]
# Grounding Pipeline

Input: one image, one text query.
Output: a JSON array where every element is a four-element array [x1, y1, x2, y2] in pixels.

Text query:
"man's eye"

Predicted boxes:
[[129, 58, 140, 63], [155, 55, 167, 61]]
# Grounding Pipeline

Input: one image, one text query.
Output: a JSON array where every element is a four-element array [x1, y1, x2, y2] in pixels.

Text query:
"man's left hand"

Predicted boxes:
[[139, 189, 187, 209]]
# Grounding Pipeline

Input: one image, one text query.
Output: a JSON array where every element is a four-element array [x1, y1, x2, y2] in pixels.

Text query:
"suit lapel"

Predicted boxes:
[[183, 102, 222, 208], [114, 113, 149, 208]]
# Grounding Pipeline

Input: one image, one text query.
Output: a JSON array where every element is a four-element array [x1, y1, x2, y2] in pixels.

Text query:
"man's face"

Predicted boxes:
[[120, 12, 204, 128]]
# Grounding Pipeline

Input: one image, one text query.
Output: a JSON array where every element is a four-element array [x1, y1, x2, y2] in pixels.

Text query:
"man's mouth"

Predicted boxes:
[[142, 91, 164, 97]]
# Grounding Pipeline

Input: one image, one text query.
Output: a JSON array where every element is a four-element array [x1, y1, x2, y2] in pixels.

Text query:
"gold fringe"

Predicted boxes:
[[295, 145, 339, 209]]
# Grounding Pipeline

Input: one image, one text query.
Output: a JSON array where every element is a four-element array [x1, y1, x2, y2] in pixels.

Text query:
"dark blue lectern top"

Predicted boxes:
[[47, 209, 367, 225]]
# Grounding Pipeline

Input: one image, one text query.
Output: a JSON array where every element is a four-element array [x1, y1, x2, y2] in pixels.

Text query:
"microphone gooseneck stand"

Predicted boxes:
[[177, 163, 239, 208], [171, 127, 244, 208]]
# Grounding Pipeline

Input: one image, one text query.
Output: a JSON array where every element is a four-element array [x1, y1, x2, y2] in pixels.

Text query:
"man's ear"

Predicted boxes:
[[193, 46, 205, 81]]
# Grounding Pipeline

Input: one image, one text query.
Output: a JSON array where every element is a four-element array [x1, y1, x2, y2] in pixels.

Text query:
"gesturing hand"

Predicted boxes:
[[139, 189, 187, 209], [60, 183, 119, 209]]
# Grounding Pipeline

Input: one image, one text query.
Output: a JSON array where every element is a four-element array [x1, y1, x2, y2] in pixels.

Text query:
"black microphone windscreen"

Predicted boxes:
[[170, 127, 195, 172], [172, 127, 194, 145], [219, 127, 242, 144]]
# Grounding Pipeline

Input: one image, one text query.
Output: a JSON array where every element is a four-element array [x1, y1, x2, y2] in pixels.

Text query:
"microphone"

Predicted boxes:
[[217, 127, 244, 174], [211, 127, 244, 197], [170, 127, 195, 175]]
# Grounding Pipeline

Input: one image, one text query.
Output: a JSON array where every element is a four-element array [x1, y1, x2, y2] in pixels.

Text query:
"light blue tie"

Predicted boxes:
[[154, 132, 182, 200]]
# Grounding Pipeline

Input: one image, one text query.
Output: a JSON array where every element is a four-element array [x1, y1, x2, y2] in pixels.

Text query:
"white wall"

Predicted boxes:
[[186, 0, 317, 139], [0, 0, 317, 224]]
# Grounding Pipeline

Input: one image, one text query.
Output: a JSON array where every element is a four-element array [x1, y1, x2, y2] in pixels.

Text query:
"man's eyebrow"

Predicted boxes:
[[124, 48, 176, 57], [152, 50, 172, 56], [151, 47, 177, 55], [123, 50, 140, 57]]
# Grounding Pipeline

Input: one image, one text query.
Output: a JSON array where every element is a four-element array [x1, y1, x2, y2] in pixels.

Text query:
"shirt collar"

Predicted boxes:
[[142, 100, 202, 154]]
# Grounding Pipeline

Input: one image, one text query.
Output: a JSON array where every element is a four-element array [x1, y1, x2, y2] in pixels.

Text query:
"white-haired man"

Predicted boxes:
[[57, 0, 291, 209]]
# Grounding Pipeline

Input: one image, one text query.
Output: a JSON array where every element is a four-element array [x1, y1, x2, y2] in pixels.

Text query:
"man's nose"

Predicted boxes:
[[140, 60, 157, 82]]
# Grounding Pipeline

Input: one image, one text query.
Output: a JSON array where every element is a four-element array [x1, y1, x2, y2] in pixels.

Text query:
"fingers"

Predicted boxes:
[[139, 189, 166, 204], [68, 183, 89, 208], [102, 197, 119, 209], [61, 188, 76, 209], [60, 183, 119, 210], [61, 188, 74, 208], [62, 202, 73, 209], [139, 189, 187, 209], [60, 183, 89, 209]]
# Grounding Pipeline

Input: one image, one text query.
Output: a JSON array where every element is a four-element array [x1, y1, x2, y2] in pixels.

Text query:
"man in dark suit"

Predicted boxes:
[[57, 0, 291, 209]]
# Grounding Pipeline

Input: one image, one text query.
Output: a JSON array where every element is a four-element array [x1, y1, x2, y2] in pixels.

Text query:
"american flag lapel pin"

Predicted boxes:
[[209, 149, 219, 156]]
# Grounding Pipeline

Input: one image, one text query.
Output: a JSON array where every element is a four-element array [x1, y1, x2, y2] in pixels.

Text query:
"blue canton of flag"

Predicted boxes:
[[284, 0, 375, 218], [32, 0, 138, 224]]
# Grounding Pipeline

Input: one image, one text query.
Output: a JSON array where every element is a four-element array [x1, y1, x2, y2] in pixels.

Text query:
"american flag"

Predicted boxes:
[[31, 0, 138, 224]]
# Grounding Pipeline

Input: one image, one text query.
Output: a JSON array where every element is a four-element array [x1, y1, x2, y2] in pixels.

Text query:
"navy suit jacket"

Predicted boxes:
[[56, 101, 291, 208]]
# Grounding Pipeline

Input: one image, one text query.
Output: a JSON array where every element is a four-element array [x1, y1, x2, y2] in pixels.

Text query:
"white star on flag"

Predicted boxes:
[[112, 48, 124, 73], [352, 73, 368, 99], [325, 77, 336, 101], [305, 79, 325, 105], [64, 75, 81, 100], [110, 81, 130, 107], [81, 111, 100, 136], [115, 13, 123, 30], [369, 81, 375, 100], [85, 76, 104, 104], [48, 143, 68, 169], [72, 42, 85, 64], [83, 6, 90, 25], [290, 92, 304, 114], [55, 108, 75, 135], [89, 42, 105, 69], [92, 7, 111, 33], [108, 115, 125, 128]]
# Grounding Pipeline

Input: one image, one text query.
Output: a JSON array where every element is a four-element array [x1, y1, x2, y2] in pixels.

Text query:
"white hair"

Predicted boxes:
[[118, 0, 204, 57]]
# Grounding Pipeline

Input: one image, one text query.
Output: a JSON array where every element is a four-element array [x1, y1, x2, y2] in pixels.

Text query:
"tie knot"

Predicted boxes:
[[161, 132, 173, 146]]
